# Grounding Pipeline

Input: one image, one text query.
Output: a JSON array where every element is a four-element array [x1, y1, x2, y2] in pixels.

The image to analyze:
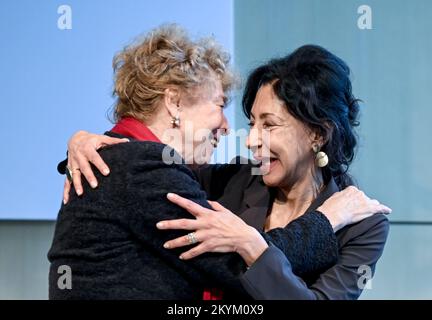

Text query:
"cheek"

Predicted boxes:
[[268, 130, 294, 157], [206, 108, 223, 129], [191, 108, 219, 141], [269, 130, 308, 169]]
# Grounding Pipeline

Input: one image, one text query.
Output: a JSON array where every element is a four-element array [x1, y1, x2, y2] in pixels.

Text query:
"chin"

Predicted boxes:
[[262, 173, 283, 187], [191, 143, 214, 165]]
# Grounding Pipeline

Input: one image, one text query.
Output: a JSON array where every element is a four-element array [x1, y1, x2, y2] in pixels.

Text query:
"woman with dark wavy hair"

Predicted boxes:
[[60, 44, 390, 299]]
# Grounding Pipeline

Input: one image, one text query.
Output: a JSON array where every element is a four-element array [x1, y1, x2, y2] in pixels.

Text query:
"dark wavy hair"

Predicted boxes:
[[242, 45, 360, 189]]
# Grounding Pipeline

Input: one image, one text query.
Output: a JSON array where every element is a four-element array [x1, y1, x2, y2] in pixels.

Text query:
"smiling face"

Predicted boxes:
[[179, 77, 229, 164], [246, 83, 317, 188]]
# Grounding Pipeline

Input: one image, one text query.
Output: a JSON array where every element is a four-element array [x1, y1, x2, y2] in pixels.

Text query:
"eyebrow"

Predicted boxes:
[[250, 112, 284, 121]]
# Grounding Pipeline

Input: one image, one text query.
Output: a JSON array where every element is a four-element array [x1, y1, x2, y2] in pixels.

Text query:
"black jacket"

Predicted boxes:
[[49, 134, 338, 299], [194, 161, 390, 299]]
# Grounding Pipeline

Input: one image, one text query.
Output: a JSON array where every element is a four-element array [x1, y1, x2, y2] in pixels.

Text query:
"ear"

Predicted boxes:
[[309, 122, 333, 149], [309, 131, 324, 150], [163, 87, 181, 117]]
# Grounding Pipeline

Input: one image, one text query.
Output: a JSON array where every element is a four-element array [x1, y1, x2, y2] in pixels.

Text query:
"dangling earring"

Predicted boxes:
[[312, 144, 328, 168], [171, 114, 180, 128]]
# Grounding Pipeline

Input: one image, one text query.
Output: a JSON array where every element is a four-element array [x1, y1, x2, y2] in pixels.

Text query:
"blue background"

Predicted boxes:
[[0, 0, 234, 220]]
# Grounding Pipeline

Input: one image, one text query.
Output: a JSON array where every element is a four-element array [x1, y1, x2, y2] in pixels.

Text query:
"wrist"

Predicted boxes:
[[316, 207, 344, 232], [237, 226, 269, 267]]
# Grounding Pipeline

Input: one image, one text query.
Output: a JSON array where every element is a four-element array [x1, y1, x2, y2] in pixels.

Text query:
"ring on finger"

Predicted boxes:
[[186, 232, 198, 245], [66, 166, 80, 183], [66, 166, 73, 182]]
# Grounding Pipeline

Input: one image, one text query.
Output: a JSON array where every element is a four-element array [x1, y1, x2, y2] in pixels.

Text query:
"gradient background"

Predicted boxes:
[[0, 0, 431, 299]]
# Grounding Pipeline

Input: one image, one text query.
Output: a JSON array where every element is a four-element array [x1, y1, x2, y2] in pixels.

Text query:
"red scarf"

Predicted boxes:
[[111, 117, 223, 300], [111, 117, 161, 142]]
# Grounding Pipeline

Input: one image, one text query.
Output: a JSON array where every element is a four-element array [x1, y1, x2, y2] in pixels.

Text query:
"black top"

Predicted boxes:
[[49, 135, 338, 299], [194, 161, 390, 299]]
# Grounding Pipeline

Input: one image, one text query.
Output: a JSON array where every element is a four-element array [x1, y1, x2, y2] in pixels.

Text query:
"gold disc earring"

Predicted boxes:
[[313, 144, 329, 168]]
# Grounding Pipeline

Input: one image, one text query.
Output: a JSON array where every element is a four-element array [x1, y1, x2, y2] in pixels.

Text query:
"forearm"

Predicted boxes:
[[235, 210, 338, 275], [235, 226, 269, 267], [241, 215, 390, 300], [240, 245, 319, 300], [260, 211, 338, 278]]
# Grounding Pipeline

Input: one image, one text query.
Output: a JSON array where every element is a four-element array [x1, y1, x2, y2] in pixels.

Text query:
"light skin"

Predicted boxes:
[[62, 84, 391, 267], [64, 76, 227, 197], [158, 193, 267, 266], [156, 84, 391, 264], [157, 185, 389, 265], [246, 84, 326, 230], [63, 76, 270, 265], [147, 78, 228, 165]]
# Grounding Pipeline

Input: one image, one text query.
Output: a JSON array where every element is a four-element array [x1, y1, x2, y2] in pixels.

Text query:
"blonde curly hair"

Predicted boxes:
[[112, 24, 236, 122]]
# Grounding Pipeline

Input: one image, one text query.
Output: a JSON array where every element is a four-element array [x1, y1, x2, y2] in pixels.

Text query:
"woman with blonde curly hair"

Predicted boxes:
[[49, 25, 389, 299]]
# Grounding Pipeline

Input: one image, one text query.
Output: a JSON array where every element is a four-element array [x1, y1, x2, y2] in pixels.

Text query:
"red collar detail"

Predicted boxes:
[[111, 117, 161, 142]]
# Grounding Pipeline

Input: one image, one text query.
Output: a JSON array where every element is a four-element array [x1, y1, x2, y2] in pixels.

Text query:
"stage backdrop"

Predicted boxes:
[[233, 0, 432, 299], [0, 0, 235, 220]]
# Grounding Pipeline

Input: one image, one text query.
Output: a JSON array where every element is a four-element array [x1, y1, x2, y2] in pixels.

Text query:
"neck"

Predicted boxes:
[[275, 166, 324, 218]]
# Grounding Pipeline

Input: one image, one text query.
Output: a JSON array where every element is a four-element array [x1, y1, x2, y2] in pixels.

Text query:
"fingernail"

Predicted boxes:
[[167, 193, 175, 199], [123, 138, 130, 142], [156, 222, 164, 229], [90, 181, 98, 188], [163, 243, 170, 249], [63, 198, 67, 205], [77, 189, 82, 196], [179, 255, 184, 260], [103, 168, 110, 175]]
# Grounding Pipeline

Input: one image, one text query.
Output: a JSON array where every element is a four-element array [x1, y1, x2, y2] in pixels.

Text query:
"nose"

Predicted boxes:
[[246, 127, 262, 150], [220, 113, 230, 136]]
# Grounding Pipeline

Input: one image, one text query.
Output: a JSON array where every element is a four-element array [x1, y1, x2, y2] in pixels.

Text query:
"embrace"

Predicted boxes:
[[48, 24, 390, 300]]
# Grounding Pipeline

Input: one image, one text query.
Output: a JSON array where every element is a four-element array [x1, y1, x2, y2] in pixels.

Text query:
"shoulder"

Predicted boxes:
[[98, 140, 182, 170], [99, 139, 177, 161], [340, 214, 389, 240], [337, 213, 390, 257], [98, 140, 198, 186]]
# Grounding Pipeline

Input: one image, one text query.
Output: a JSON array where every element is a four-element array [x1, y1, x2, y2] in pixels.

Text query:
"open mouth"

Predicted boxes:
[[263, 158, 279, 173], [254, 155, 279, 173], [210, 130, 220, 148], [210, 137, 219, 148]]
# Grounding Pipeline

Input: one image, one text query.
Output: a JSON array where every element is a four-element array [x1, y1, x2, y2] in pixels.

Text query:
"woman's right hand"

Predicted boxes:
[[63, 130, 129, 204], [317, 186, 392, 232]]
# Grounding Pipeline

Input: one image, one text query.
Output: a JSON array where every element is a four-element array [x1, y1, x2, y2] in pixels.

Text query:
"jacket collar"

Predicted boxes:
[[239, 174, 340, 230]]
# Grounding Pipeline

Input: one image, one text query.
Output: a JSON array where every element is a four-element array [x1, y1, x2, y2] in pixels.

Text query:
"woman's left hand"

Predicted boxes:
[[156, 193, 268, 266]]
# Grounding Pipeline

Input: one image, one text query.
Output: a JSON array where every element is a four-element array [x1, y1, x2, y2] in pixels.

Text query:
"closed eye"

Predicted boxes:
[[262, 121, 279, 130]]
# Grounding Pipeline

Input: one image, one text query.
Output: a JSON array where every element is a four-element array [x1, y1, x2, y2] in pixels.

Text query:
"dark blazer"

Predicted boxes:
[[50, 135, 338, 299], [193, 161, 390, 299]]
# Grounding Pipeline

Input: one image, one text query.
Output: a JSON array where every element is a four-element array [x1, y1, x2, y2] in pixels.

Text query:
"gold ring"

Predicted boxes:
[[66, 167, 80, 182], [66, 166, 73, 182]]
